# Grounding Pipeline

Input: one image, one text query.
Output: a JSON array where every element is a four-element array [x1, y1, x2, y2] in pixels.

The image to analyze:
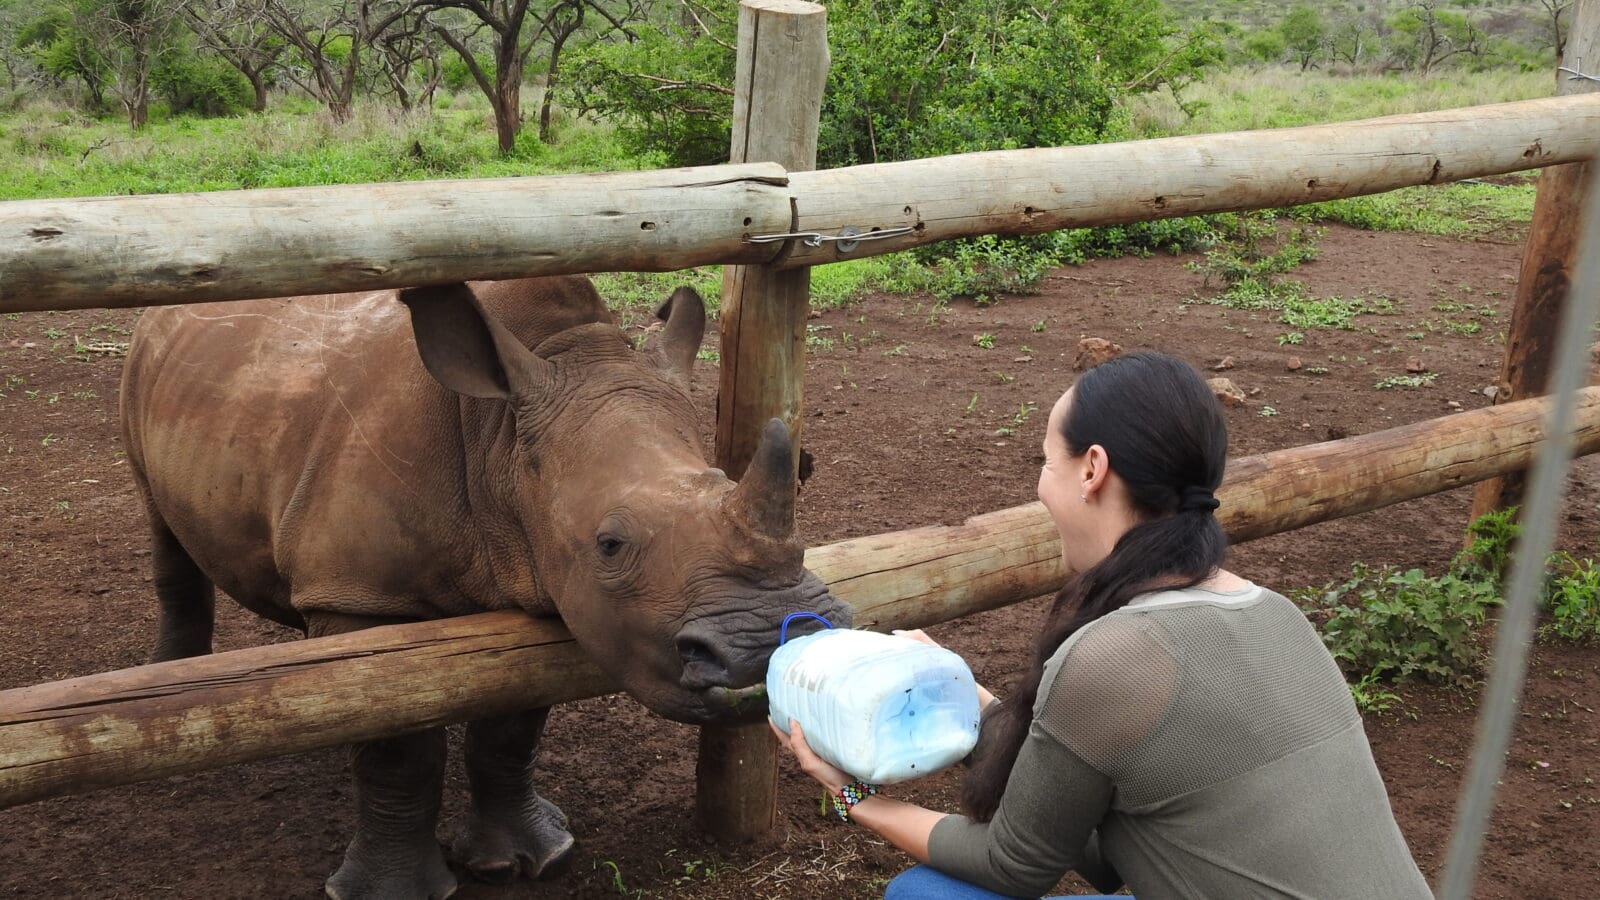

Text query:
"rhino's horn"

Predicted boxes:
[[725, 418, 796, 540], [652, 286, 706, 386]]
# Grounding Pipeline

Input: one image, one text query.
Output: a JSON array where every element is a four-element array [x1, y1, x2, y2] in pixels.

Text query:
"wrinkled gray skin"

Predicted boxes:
[[119, 276, 851, 899]]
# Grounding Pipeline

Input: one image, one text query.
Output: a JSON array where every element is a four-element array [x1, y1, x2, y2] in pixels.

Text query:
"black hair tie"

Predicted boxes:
[[1179, 485, 1220, 514]]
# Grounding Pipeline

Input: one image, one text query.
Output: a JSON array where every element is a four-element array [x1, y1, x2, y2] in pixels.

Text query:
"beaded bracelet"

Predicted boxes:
[[831, 780, 880, 822]]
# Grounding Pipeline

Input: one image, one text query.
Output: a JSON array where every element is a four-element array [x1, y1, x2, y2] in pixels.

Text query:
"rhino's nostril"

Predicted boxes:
[[677, 635, 732, 690]]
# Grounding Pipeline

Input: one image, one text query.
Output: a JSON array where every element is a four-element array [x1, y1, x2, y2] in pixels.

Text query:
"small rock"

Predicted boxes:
[[1406, 358, 1426, 374], [1211, 356, 1236, 371], [1447, 400, 1463, 410], [1074, 337, 1122, 371], [1012, 356, 1032, 363], [1286, 357, 1303, 372], [22, 342, 36, 349], [92, 586, 112, 595], [1483, 385, 1500, 400], [807, 308, 822, 319], [1208, 377, 1247, 407], [1248, 387, 1263, 397]]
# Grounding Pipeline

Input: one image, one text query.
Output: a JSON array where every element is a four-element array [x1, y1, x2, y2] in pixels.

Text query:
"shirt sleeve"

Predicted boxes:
[[926, 720, 1120, 898]]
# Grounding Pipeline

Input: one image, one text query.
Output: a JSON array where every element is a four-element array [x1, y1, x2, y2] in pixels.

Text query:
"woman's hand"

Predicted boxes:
[[770, 718, 851, 794], [896, 629, 998, 709], [893, 628, 940, 647]]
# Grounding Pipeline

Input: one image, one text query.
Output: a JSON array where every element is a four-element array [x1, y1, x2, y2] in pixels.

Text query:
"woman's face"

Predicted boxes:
[[1038, 389, 1087, 567]]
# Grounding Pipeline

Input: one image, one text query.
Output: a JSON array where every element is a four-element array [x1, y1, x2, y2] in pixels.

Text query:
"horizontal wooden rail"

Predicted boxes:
[[3, 95, 1600, 312], [782, 93, 1600, 268], [5, 387, 1599, 809], [0, 164, 794, 311]]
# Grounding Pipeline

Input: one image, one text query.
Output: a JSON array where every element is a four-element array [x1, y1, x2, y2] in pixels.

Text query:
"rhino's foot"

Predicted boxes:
[[452, 794, 576, 884], [325, 838, 457, 900]]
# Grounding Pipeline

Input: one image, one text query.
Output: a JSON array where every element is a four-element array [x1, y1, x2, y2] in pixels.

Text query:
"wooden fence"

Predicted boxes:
[[1, 0, 1597, 890]]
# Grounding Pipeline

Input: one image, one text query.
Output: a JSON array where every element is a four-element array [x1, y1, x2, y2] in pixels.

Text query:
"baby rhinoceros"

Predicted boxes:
[[119, 276, 850, 899]]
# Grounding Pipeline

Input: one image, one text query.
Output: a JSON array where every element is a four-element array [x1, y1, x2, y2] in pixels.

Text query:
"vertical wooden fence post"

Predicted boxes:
[[1468, 0, 1599, 528], [696, 0, 829, 843]]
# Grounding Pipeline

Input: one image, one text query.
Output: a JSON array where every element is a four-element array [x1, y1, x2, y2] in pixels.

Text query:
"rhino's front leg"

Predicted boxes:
[[453, 707, 577, 883], [308, 613, 456, 900], [324, 728, 457, 900]]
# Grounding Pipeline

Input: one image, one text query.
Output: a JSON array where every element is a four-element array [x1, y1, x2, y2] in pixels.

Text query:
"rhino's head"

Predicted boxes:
[[399, 280, 851, 724]]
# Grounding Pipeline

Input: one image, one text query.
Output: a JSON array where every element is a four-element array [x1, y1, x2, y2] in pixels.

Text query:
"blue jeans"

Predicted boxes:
[[884, 865, 1126, 899]]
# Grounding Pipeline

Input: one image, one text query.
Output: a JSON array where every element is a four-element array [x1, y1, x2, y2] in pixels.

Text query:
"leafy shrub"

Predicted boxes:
[[1545, 555, 1600, 641], [1458, 505, 1519, 584], [440, 53, 495, 94], [1297, 564, 1496, 687], [1049, 216, 1224, 264], [563, 0, 1224, 290], [153, 51, 253, 117], [914, 235, 1058, 305]]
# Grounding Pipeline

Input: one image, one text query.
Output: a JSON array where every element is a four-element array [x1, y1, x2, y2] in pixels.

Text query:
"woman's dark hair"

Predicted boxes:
[[961, 351, 1229, 822]]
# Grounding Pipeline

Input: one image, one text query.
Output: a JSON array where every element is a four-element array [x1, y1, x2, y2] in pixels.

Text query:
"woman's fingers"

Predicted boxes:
[[893, 628, 939, 647]]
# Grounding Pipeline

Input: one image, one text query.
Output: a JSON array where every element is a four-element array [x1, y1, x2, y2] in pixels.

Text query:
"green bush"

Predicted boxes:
[[562, 0, 1224, 291], [153, 52, 253, 117], [440, 54, 495, 93], [887, 216, 1226, 305], [1297, 564, 1496, 688], [566, 0, 1218, 168], [1458, 505, 1520, 584], [1545, 555, 1600, 641]]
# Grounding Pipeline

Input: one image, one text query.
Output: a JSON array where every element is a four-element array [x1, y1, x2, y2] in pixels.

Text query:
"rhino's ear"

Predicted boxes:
[[650, 286, 706, 386], [399, 283, 551, 400]]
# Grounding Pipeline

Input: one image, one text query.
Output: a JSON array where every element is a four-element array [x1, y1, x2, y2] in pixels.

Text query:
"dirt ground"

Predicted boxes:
[[2, 224, 1597, 899]]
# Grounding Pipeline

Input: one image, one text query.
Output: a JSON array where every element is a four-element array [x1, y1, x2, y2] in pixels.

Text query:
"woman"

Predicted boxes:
[[772, 352, 1430, 899]]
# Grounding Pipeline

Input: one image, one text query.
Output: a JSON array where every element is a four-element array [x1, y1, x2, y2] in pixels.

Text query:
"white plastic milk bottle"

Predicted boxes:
[[767, 616, 982, 784]]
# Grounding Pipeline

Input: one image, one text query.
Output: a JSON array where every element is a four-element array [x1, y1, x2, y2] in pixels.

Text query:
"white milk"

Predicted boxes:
[[767, 629, 981, 784]]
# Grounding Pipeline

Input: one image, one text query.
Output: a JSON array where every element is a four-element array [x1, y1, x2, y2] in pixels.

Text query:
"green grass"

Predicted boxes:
[[0, 92, 667, 201], [1122, 67, 1544, 237], [1124, 68, 1552, 137], [1286, 182, 1537, 236], [591, 255, 904, 319]]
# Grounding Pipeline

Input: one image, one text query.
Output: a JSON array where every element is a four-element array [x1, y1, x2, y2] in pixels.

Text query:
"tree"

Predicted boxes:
[[423, 0, 641, 155], [184, 0, 284, 111], [564, 0, 1220, 167], [0, 0, 31, 92], [74, 0, 188, 128], [1280, 5, 1325, 71], [16, 7, 109, 107], [1537, 0, 1570, 58], [1242, 28, 1287, 64], [1389, 1, 1484, 74], [1329, 11, 1380, 67], [373, 5, 441, 109], [257, 0, 414, 122]]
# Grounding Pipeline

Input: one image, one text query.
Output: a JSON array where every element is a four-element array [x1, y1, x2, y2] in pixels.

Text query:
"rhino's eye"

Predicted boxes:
[[597, 535, 626, 558]]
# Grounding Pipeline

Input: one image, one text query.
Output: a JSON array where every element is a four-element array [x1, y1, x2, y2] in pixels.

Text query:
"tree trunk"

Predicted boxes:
[[540, 35, 570, 143], [248, 71, 268, 112], [126, 93, 148, 129], [494, 68, 521, 155], [127, 47, 150, 130]]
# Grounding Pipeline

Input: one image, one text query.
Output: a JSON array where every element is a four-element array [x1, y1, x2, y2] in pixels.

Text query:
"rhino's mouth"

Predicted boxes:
[[698, 683, 769, 718]]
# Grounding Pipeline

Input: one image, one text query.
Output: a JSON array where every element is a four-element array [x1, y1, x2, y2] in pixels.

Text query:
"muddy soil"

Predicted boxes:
[[2, 225, 1596, 898]]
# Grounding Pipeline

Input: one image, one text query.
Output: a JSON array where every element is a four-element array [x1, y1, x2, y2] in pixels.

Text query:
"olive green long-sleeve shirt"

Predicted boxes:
[[928, 584, 1432, 900]]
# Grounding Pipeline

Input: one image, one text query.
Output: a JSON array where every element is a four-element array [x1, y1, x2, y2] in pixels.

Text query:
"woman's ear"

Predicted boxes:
[[1081, 444, 1112, 499]]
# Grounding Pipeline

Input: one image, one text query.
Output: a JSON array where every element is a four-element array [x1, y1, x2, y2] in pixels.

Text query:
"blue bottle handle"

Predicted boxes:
[[779, 611, 834, 645]]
